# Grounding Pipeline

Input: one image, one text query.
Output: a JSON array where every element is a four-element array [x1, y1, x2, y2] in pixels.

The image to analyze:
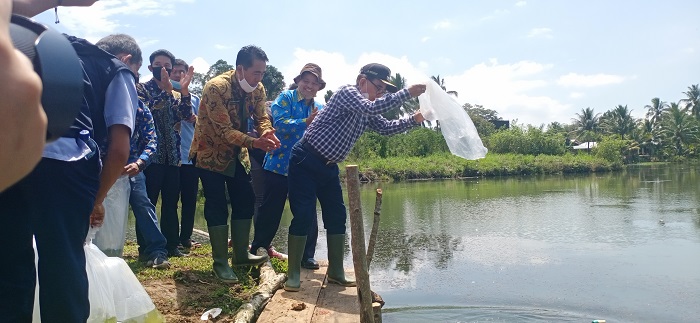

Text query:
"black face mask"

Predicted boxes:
[[151, 66, 172, 81]]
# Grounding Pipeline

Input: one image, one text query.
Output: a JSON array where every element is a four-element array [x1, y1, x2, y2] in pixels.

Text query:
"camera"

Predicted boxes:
[[9, 14, 84, 142]]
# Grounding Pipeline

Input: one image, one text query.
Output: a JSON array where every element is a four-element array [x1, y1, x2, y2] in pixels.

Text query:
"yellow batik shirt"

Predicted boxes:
[[190, 69, 273, 177]]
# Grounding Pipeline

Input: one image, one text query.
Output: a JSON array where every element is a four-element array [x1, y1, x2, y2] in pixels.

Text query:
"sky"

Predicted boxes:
[[33, 0, 700, 127]]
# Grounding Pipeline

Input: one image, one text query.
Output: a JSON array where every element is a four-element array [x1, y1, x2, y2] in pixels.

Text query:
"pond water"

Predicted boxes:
[[137, 163, 700, 322]]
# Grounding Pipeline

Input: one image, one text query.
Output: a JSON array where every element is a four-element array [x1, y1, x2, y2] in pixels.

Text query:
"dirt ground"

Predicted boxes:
[[123, 242, 273, 322]]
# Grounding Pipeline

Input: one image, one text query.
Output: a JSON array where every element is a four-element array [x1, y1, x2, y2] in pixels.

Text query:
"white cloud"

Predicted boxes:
[[58, 0, 192, 39], [444, 59, 570, 126], [433, 19, 452, 30], [480, 9, 510, 22], [527, 28, 553, 39], [570, 92, 584, 99], [557, 73, 626, 87], [421, 36, 431, 43], [515, 1, 527, 7], [191, 57, 210, 74], [136, 38, 160, 49], [214, 44, 232, 50]]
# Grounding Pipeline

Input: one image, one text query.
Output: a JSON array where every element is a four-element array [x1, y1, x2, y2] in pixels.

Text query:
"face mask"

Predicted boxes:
[[151, 66, 172, 81], [238, 69, 257, 93], [361, 92, 370, 100], [170, 80, 181, 90]]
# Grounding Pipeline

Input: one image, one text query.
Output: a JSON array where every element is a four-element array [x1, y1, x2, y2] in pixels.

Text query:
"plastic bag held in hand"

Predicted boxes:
[[418, 80, 488, 160], [94, 174, 131, 257]]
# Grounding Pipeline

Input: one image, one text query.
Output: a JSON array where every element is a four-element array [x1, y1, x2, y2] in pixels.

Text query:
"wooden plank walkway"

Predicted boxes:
[[257, 261, 359, 323]]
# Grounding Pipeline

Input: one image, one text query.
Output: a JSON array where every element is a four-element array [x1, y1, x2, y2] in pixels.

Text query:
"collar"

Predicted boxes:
[[231, 69, 245, 95], [293, 89, 315, 106]]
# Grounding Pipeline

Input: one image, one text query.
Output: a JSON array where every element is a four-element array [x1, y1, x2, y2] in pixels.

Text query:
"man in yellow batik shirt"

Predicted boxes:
[[190, 45, 281, 283]]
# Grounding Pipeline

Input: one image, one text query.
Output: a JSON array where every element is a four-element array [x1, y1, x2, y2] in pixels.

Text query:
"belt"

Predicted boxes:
[[301, 140, 336, 165]]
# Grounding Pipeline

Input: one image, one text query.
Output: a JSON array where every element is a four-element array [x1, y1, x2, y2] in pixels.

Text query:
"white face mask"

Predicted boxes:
[[361, 92, 370, 100], [238, 69, 257, 93]]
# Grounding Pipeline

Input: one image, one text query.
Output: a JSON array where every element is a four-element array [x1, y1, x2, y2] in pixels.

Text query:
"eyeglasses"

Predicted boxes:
[[368, 79, 386, 95]]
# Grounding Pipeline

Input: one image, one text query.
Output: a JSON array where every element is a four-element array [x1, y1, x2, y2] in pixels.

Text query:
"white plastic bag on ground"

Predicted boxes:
[[32, 237, 118, 323], [33, 230, 164, 323], [94, 174, 131, 257], [85, 240, 118, 323], [418, 79, 488, 160]]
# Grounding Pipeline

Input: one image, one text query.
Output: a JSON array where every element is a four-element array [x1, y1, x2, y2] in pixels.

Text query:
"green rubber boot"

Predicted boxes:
[[327, 234, 356, 287], [284, 234, 307, 292], [208, 225, 238, 283], [230, 219, 269, 267]]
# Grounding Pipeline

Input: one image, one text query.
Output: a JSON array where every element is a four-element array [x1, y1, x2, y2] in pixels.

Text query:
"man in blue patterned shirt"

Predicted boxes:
[[250, 64, 325, 267], [137, 49, 195, 258], [284, 63, 427, 292]]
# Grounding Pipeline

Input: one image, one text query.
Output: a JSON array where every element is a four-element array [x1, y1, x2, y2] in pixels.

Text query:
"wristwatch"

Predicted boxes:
[[135, 159, 145, 170]]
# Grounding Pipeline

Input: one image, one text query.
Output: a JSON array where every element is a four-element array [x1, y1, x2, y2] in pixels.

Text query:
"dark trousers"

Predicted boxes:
[[199, 160, 255, 226], [178, 164, 199, 244], [0, 156, 100, 323], [288, 142, 347, 237], [249, 147, 266, 218], [144, 163, 180, 251], [251, 170, 318, 259]]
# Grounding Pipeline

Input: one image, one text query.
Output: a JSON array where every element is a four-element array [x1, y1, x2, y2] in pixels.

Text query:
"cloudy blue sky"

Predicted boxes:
[[33, 0, 700, 126]]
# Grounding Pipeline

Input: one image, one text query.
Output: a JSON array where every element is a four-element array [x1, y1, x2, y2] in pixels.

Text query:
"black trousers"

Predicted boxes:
[[144, 163, 181, 251], [199, 161, 255, 226], [178, 164, 199, 244], [0, 156, 100, 323], [251, 170, 318, 259]]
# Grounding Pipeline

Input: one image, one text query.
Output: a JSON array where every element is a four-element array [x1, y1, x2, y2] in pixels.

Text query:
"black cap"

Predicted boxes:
[[360, 63, 398, 93]]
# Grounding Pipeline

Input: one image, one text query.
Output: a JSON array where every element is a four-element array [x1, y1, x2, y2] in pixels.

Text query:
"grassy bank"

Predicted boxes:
[[122, 242, 286, 322], [342, 153, 621, 181]]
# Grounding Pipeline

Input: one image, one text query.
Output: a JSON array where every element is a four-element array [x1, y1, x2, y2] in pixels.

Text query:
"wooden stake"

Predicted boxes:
[[345, 165, 375, 323]]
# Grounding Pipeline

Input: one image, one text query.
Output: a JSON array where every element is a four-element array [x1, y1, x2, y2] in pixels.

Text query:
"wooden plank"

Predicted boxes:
[[257, 265, 327, 323], [311, 268, 360, 323]]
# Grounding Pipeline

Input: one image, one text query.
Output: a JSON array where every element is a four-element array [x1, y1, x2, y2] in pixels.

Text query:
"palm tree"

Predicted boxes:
[[644, 97, 668, 129], [602, 105, 636, 139], [659, 102, 700, 156], [682, 84, 700, 118], [384, 73, 409, 119], [431, 75, 458, 97], [571, 107, 601, 142]]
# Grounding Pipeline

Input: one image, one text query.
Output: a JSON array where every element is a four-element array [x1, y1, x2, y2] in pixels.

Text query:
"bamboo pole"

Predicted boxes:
[[345, 165, 375, 323], [366, 188, 383, 267]]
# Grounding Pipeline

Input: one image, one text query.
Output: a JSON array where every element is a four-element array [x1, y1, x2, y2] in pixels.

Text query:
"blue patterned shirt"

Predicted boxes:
[[137, 79, 193, 166], [304, 85, 418, 162], [264, 89, 323, 176], [128, 100, 157, 167]]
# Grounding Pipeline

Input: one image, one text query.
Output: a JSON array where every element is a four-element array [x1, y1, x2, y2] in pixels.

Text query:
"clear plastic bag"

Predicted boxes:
[[33, 231, 164, 323], [85, 241, 118, 323], [418, 79, 488, 160], [32, 237, 118, 323], [94, 174, 131, 257]]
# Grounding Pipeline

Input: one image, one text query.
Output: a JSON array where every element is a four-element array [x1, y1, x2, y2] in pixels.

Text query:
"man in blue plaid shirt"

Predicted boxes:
[[284, 63, 427, 291]]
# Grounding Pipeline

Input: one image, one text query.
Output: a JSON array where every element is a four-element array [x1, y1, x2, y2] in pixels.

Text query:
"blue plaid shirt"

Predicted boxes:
[[304, 85, 418, 162], [264, 89, 322, 176]]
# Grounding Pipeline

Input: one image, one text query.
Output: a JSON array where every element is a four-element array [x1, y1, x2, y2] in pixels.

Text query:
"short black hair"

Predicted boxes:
[[95, 33, 142, 65], [235, 45, 268, 68], [149, 49, 175, 65], [174, 58, 189, 70]]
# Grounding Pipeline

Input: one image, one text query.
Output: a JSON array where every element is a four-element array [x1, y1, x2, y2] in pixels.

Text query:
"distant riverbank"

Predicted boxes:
[[342, 153, 621, 182]]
